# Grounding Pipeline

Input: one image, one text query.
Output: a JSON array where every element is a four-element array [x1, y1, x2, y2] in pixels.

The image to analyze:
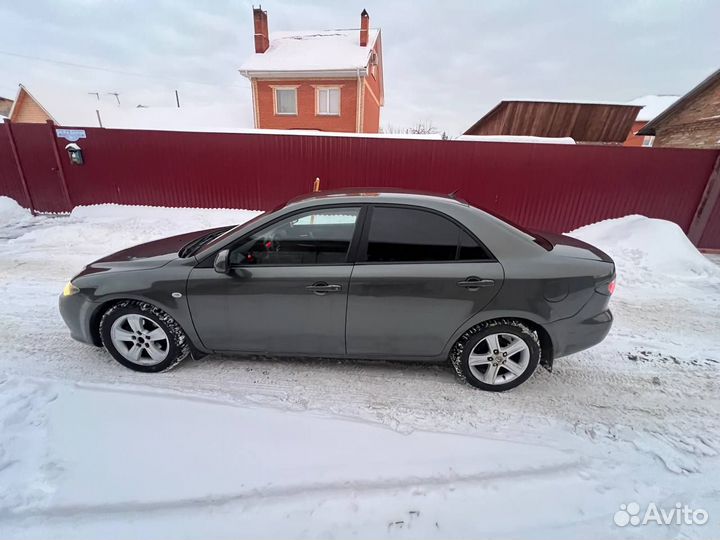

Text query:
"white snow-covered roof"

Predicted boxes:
[[240, 29, 379, 75], [11, 84, 253, 132], [626, 95, 680, 122], [94, 104, 253, 132], [500, 98, 640, 107], [456, 135, 576, 144]]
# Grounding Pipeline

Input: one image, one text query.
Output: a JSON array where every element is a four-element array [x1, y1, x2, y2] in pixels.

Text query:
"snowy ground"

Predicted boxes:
[[1, 197, 719, 539]]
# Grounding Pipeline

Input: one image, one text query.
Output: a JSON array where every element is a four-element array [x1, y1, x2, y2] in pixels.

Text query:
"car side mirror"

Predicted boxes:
[[214, 249, 230, 274]]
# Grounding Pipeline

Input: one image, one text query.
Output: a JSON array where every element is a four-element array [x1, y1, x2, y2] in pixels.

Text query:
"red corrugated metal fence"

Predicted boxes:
[[1, 122, 719, 249]]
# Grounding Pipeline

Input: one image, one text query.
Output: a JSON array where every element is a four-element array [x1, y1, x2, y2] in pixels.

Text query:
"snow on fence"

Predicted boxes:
[[1, 121, 720, 249]]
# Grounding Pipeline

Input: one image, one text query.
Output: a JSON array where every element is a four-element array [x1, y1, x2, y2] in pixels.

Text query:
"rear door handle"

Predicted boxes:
[[306, 282, 342, 295], [457, 277, 495, 290]]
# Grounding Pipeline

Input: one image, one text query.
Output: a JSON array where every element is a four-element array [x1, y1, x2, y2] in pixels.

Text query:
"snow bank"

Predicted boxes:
[[0, 196, 32, 225], [569, 215, 720, 288], [1, 203, 261, 278], [69, 203, 258, 223]]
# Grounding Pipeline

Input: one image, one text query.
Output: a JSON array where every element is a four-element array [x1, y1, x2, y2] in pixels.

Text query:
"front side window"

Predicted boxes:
[[274, 87, 297, 115], [317, 87, 340, 115], [230, 207, 360, 266], [365, 207, 489, 263]]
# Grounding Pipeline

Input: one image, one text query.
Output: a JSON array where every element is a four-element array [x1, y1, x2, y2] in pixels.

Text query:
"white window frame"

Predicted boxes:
[[272, 86, 299, 116], [315, 86, 341, 116]]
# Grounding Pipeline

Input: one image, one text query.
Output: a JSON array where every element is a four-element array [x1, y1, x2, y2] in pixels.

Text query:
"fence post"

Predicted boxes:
[[4, 120, 36, 215], [688, 152, 720, 246], [46, 120, 74, 212]]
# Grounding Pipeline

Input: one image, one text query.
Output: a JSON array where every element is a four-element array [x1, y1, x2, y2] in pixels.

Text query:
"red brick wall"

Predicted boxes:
[[361, 39, 382, 133], [254, 78, 358, 132], [363, 80, 381, 133], [624, 120, 648, 147]]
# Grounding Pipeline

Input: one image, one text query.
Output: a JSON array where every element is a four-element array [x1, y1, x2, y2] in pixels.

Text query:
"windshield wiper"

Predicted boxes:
[[178, 231, 223, 258]]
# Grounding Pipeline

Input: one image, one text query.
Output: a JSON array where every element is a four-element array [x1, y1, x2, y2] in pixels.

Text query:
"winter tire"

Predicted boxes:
[[450, 319, 540, 391], [100, 300, 190, 373]]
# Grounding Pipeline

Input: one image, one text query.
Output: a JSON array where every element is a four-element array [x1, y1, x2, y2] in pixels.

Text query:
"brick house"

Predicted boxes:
[[637, 68, 720, 149], [622, 95, 678, 147], [239, 8, 384, 133]]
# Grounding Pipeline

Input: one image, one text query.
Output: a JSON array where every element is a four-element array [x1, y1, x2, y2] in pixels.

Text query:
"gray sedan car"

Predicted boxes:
[[59, 190, 614, 391]]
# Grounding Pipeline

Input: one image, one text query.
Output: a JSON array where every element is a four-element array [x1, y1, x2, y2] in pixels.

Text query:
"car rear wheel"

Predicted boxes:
[[100, 301, 190, 373], [450, 320, 540, 391]]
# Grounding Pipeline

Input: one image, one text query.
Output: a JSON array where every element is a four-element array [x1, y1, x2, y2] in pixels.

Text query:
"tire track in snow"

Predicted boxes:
[[0, 458, 585, 520]]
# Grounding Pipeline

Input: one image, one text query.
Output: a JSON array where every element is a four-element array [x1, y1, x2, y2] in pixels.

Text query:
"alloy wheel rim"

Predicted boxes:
[[110, 314, 169, 366], [468, 332, 530, 385]]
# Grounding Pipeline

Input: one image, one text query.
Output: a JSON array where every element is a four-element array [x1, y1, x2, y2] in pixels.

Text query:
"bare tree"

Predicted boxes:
[[381, 120, 443, 135]]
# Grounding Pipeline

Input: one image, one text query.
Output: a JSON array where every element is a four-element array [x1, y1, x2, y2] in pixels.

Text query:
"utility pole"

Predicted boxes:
[[88, 92, 100, 101], [175, 89, 180, 108], [107, 92, 121, 105]]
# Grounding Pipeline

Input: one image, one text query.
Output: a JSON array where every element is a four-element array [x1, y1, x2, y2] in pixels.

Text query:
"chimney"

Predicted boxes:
[[253, 7, 269, 53], [360, 9, 369, 47]]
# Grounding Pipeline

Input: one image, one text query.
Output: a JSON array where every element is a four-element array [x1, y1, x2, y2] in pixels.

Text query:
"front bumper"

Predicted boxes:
[[547, 293, 613, 358], [58, 293, 98, 345]]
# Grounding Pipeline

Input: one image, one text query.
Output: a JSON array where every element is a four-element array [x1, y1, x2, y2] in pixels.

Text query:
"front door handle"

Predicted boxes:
[[306, 282, 343, 295], [457, 277, 495, 291]]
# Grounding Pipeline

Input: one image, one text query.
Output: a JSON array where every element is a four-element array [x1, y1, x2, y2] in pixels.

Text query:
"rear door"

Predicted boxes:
[[346, 205, 504, 358]]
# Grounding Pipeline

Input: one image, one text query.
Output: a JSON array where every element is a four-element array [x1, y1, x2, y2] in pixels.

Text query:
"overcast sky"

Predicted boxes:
[[1, 0, 718, 134]]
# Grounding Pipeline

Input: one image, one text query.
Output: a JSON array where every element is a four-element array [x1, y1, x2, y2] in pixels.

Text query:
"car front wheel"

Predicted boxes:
[[100, 301, 190, 372], [450, 320, 540, 391]]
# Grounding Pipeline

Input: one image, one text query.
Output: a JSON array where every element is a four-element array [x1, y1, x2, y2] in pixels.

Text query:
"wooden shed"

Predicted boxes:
[[464, 100, 642, 144]]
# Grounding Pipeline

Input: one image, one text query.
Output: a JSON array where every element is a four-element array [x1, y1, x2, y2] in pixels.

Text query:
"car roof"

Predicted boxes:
[[285, 188, 469, 207]]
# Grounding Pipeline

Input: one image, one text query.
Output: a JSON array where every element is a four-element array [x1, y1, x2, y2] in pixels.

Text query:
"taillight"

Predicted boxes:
[[608, 279, 616, 295], [595, 277, 616, 296]]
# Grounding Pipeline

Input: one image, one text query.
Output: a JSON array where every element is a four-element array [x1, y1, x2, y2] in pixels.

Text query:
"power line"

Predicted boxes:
[[0, 49, 250, 90]]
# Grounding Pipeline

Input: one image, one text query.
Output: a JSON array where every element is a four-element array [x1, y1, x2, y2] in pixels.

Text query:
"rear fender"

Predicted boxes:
[[441, 309, 558, 363]]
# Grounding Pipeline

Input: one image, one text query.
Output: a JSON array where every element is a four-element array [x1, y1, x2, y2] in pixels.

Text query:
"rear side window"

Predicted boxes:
[[459, 230, 487, 260], [364, 206, 490, 262]]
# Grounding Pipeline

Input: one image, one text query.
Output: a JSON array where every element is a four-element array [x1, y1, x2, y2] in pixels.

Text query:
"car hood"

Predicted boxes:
[[534, 230, 614, 264], [79, 226, 233, 275]]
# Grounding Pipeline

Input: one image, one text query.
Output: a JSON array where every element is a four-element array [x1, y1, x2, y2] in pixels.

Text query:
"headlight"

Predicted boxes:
[[63, 282, 80, 296]]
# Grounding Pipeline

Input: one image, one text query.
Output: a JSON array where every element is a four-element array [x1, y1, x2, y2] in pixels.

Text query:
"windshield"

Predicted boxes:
[[190, 211, 268, 256]]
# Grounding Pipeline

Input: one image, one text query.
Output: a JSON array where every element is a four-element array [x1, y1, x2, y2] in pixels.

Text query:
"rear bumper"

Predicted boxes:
[[58, 293, 98, 346], [547, 295, 613, 358]]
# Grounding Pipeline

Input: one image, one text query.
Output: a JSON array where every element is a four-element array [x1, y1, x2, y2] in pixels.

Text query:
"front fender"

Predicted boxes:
[[74, 259, 211, 354]]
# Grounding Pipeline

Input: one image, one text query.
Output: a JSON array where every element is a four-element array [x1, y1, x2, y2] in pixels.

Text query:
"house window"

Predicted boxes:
[[274, 87, 297, 115], [642, 136, 654, 147], [316, 87, 341, 116]]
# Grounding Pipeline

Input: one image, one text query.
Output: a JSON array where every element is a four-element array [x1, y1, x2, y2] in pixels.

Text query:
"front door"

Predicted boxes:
[[187, 206, 362, 355], [346, 205, 504, 358]]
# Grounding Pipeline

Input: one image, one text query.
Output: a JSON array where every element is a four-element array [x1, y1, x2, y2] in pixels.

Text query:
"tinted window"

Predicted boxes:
[[366, 207, 460, 262], [459, 230, 488, 260], [230, 207, 360, 266]]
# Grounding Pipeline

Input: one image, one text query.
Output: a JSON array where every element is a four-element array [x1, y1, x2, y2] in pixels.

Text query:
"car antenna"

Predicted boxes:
[[448, 188, 461, 199]]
